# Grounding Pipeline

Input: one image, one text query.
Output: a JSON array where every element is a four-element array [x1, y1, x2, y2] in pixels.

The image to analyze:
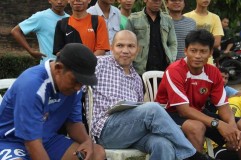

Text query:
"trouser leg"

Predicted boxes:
[[97, 102, 195, 159], [132, 134, 177, 160]]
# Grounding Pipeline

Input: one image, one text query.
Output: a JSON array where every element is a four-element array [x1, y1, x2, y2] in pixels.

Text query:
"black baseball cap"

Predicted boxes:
[[58, 43, 97, 85]]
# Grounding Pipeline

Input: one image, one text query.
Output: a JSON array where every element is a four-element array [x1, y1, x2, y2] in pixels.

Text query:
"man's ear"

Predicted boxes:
[[184, 48, 188, 56], [54, 62, 64, 74], [209, 49, 214, 58], [110, 44, 113, 52]]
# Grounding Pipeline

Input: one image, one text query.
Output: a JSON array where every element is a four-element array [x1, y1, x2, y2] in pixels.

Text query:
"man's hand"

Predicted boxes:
[[29, 50, 46, 60], [75, 138, 94, 160], [218, 120, 241, 150]]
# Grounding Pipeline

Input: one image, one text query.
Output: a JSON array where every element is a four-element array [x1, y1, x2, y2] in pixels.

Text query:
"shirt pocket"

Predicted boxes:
[[161, 24, 170, 42]]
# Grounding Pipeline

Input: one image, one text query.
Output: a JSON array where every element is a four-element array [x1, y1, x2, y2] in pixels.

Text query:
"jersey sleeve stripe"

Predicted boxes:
[[166, 70, 189, 102], [216, 88, 228, 106]]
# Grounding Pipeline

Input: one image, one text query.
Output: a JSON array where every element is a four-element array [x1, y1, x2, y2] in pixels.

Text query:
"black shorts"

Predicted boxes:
[[168, 109, 240, 146]]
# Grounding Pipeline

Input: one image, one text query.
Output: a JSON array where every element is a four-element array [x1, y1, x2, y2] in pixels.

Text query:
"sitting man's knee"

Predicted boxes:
[[93, 144, 106, 160], [182, 120, 206, 136]]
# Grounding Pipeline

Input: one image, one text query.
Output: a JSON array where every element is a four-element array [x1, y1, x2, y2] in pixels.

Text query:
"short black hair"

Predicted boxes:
[[185, 29, 214, 50], [219, 67, 229, 75]]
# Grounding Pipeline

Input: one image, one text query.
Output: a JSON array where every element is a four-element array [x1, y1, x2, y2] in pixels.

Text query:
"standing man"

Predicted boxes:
[[118, 0, 136, 30], [87, 30, 216, 160], [0, 43, 105, 160], [166, 0, 196, 60], [126, 0, 177, 75], [53, 0, 110, 56], [11, 0, 69, 63], [184, 0, 224, 64], [156, 29, 241, 159], [87, 0, 121, 46], [221, 17, 234, 54]]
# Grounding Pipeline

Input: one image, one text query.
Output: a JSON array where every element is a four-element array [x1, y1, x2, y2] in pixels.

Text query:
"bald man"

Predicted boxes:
[[86, 30, 212, 160]]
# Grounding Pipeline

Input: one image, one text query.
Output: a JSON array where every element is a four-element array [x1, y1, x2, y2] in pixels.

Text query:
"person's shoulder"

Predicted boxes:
[[32, 8, 50, 17], [96, 56, 114, 72], [207, 11, 219, 18], [169, 59, 184, 68], [111, 5, 120, 13], [16, 65, 47, 89], [183, 10, 195, 17], [97, 55, 112, 64], [87, 5, 97, 13], [166, 59, 186, 74], [204, 64, 221, 77], [129, 10, 144, 19], [183, 16, 196, 23], [207, 12, 221, 22], [160, 12, 171, 19]]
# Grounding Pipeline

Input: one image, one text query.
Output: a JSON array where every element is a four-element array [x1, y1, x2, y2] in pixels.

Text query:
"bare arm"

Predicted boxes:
[[94, 50, 106, 56], [177, 103, 241, 149], [176, 104, 214, 127], [24, 139, 50, 160], [66, 122, 94, 160], [223, 43, 234, 53], [11, 25, 46, 59], [214, 35, 222, 49]]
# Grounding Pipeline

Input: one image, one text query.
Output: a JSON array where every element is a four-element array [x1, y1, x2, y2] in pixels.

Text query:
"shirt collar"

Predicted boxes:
[[94, 2, 117, 18], [44, 59, 57, 94], [144, 7, 160, 18]]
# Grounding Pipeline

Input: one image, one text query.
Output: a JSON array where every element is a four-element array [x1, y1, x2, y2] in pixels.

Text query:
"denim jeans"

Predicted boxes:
[[97, 102, 196, 160]]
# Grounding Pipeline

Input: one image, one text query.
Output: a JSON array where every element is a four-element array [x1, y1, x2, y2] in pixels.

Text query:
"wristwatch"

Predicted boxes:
[[211, 118, 219, 128]]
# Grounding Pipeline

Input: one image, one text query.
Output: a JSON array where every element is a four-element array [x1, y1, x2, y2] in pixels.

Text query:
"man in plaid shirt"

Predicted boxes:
[[87, 30, 214, 160]]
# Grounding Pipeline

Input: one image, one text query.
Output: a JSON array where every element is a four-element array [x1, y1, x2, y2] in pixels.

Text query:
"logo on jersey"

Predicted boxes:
[[199, 87, 208, 94], [48, 97, 61, 105], [87, 28, 94, 32], [43, 112, 49, 121], [191, 82, 197, 85], [66, 31, 73, 36]]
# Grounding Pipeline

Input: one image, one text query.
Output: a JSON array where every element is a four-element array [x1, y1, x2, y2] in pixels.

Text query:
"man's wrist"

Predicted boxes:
[[211, 118, 219, 128]]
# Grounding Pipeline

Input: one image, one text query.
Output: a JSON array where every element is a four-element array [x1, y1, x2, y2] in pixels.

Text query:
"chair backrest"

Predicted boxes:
[[86, 86, 93, 135], [0, 78, 16, 103], [142, 71, 164, 102]]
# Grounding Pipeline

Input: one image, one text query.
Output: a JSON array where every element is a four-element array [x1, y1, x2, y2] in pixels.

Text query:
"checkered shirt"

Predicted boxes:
[[87, 56, 143, 137]]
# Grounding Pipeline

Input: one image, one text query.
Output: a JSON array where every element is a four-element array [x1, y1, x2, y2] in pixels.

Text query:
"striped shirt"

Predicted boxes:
[[87, 56, 143, 137], [173, 16, 196, 60]]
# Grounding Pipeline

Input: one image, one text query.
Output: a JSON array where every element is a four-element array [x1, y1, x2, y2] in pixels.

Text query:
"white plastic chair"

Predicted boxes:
[[142, 71, 215, 158], [86, 86, 149, 160], [0, 78, 16, 103], [142, 71, 164, 102]]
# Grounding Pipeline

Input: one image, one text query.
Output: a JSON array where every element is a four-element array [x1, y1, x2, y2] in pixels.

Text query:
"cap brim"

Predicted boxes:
[[73, 71, 97, 85]]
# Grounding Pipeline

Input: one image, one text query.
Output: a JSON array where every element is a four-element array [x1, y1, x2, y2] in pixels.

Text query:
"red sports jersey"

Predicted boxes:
[[155, 58, 228, 112]]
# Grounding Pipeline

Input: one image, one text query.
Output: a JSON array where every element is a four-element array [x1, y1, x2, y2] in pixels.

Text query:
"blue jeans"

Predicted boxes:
[[97, 102, 196, 160]]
